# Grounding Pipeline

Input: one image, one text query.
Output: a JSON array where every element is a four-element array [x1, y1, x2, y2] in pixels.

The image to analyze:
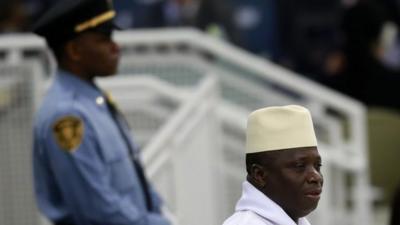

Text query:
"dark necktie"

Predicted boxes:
[[103, 92, 153, 211]]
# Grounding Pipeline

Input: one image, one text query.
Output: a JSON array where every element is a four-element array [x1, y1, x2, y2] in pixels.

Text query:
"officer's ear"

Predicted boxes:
[[249, 164, 268, 188], [64, 39, 82, 62]]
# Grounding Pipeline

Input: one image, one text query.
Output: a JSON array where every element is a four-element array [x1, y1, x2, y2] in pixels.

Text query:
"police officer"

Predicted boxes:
[[222, 105, 323, 225], [32, 0, 171, 225]]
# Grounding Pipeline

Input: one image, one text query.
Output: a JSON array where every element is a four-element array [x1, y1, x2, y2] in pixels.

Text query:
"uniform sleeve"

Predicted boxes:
[[44, 111, 170, 225]]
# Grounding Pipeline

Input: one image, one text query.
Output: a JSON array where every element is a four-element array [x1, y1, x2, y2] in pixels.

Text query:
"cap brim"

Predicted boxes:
[[87, 20, 120, 35]]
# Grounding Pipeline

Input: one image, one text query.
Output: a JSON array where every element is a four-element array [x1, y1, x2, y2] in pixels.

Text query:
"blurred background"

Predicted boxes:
[[0, 0, 399, 225]]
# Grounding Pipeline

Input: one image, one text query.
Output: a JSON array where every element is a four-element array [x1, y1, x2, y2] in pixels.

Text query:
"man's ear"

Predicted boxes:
[[249, 164, 268, 188], [64, 40, 81, 62]]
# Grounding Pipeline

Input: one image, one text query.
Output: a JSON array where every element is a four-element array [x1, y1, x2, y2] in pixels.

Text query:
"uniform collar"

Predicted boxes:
[[235, 181, 311, 225], [55, 69, 104, 101]]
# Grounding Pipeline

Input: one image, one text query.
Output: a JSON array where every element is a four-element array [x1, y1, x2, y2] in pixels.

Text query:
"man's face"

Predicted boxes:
[[260, 147, 323, 220], [72, 30, 120, 77]]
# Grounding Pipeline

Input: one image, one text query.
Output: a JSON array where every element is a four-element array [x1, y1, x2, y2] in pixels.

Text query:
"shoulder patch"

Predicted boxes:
[[52, 116, 84, 152]]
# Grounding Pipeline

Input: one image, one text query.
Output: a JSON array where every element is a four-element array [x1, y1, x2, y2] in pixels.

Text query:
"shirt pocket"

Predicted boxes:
[[96, 128, 138, 193], [92, 111, 140, 193], [108, 153, 138, 193]]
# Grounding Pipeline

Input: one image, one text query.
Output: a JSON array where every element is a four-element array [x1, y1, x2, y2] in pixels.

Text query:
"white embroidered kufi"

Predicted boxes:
[[246, 105, 317, 153]]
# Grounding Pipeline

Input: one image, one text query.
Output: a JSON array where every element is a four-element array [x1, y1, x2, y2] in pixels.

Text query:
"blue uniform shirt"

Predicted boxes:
[[33, 70, 170, 225]]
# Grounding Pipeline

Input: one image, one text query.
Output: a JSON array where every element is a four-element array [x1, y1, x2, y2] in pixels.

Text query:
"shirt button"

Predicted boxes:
[[96, 96, 105, 105]]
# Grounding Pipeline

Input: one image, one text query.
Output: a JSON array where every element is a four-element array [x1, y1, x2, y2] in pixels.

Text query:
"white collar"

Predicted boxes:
[[235, 181, 311, 225]]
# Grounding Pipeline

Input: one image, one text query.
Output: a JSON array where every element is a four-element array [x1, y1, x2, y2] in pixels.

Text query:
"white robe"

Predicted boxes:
[[222, 181, 311, 225]]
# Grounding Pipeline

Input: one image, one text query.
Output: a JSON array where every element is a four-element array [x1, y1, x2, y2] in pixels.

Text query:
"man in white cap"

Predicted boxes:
[[222, 105, 323, 225]]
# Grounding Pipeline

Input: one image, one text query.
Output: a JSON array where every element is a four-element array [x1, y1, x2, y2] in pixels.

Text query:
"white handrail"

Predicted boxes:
[[142, 74, 218, 165]]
